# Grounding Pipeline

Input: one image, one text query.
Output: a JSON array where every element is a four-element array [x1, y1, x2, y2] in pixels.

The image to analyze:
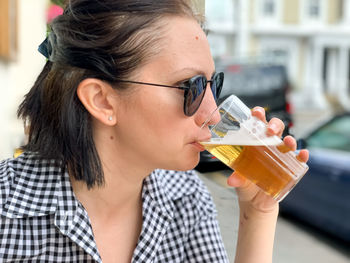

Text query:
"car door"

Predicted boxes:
[[281, 114, 350, 241]]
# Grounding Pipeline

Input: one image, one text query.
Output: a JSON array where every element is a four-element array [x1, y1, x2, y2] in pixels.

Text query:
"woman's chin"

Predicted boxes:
[[174, 155, 200, 171], [157, 150, 200, 171]]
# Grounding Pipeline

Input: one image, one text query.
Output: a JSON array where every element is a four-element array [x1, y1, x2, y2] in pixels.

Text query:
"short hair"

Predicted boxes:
[[17, 0, 201, 188]]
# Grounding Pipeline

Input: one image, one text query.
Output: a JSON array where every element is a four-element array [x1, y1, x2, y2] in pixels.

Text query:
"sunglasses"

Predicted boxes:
[[114, 72, 224, 116]]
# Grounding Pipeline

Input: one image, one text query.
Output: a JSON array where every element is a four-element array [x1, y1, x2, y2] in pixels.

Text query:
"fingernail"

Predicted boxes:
[[269, 123, 278, 133], [253, 107, 264, 114]]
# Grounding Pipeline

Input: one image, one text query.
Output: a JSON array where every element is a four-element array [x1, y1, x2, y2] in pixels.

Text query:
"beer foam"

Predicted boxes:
[[203, 131, 281, 146]]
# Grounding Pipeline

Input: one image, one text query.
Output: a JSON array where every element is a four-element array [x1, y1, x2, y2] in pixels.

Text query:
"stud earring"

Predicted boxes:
[[108, 116, 113, 121]]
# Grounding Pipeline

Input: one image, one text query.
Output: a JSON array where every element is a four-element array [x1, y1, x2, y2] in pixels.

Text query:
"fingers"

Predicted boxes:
[[267, 117, 285, 137], [282, 136, 309, 162], [251, 106, 308, 164], [279, 136, 309, 162], [251, 107, 285, 137], [227, 172, 261, 203], [283, 135, 297, 151], [227, 172, 247, 187], [251, 107, 267, 123], [297, 149, 309, 162]]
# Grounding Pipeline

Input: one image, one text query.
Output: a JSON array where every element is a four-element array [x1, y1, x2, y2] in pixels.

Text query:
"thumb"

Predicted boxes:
[[227, 172, 259, 202], [227, 172, 247, 187]]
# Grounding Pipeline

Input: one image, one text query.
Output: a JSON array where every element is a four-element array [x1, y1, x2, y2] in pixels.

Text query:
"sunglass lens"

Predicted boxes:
[[211, 72, 224, 100], [184, 76, 206, 116]]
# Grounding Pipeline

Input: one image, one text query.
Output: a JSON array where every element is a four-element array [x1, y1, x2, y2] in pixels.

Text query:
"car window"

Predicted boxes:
[[307, 115, 350, 152], [218, 65, 287, 98]]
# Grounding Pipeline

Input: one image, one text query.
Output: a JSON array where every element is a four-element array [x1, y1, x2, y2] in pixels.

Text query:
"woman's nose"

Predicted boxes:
[[194, 86, 221, 127]]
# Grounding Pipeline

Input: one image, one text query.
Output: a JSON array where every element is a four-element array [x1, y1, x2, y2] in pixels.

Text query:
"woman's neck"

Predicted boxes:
[[71, 124, 155, 220], [70, 170, 144, 221], [69, 164, 145, 263]]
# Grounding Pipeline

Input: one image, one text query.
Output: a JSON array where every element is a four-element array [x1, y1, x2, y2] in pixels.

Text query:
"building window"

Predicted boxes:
[[256, 0, 281, 24], [308, 0, 320, 18], [339, 0, 344, 21], [301, 0, 326, 24], [263, 0, 275, 16], [205, 0, 234, 32]]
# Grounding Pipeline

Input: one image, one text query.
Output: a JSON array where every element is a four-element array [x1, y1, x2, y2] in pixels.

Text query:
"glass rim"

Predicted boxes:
[[200, 95, 238, 129]]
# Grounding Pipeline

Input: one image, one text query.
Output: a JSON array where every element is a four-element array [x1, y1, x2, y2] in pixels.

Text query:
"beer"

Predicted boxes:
[[201, 138, 305, 200], [200, 95, 308, 201]]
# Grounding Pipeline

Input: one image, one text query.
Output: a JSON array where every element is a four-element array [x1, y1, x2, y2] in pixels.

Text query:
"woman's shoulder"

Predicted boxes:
[[0, 155, 24, 208], [0, 155, 20, 185], [0, 152, 62, 210], [151, 169, 216, 218], [154, 169, 207, 198], [1, 152, 45, 181]]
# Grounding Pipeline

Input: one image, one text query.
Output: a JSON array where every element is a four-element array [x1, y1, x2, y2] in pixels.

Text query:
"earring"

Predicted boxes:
[[108, 116, 113, 121]]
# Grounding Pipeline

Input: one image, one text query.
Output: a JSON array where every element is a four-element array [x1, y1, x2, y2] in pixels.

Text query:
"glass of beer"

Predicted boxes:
[[200, 95, 308, 202]]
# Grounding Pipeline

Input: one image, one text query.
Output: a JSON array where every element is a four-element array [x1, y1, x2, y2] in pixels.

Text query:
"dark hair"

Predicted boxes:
[[17, 0, 201, 188]]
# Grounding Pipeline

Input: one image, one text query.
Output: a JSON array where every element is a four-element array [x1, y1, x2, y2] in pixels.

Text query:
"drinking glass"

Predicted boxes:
[[200, 95, 308, 202]]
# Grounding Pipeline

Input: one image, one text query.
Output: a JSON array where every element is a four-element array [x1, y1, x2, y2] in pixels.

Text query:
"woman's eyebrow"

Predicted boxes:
[[172, 67, 215, 77]]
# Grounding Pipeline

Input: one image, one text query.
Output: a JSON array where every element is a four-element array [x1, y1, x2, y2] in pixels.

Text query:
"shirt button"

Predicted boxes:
[[64, 211, 69, 221]]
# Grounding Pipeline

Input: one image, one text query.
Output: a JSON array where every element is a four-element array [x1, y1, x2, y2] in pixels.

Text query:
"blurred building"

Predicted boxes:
[[205, 0, 350, 113], [0, 0, 46, 159], [0, 0, 205, 159], [1, 0, 349, 158]]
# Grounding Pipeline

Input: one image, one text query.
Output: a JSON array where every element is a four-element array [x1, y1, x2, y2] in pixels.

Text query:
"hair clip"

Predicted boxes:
[[38, 36, 52, 59]]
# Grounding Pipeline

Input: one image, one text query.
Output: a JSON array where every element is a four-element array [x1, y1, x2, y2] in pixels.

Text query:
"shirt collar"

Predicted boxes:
[[1, 154, 201, 262], [2, 154, 195, 220], [143, 169, 175, 219]]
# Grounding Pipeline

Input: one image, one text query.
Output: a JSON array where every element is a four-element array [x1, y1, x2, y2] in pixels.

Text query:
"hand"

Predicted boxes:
[[226, 107, 309, 213]]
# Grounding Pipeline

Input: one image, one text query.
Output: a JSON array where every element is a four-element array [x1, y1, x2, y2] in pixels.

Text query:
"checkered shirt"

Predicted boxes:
[[0, 152, 229, 262]]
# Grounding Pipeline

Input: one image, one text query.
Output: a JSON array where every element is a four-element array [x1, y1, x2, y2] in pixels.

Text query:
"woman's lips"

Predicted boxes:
[[191, 142, 206, 151]]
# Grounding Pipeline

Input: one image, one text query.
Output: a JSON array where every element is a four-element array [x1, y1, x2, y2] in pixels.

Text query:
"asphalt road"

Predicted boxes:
[[197, 169, 350, 263]]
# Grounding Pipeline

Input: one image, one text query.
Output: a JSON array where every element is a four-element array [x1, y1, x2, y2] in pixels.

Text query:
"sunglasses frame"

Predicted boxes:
[[113, 72, 224, 116]]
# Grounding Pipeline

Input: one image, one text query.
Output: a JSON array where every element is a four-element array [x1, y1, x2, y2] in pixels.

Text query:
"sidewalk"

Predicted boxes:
[[197, 171, 350, 263]]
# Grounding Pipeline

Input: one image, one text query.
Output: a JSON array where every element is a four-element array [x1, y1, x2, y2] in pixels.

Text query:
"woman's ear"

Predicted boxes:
[[77, 78, 117, 125]]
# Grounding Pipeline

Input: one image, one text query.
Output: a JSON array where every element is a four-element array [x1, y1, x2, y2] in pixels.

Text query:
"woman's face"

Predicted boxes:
[[113, 16, 218, 171]]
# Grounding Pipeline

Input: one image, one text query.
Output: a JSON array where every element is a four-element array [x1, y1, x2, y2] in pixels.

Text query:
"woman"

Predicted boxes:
[[0, 0, 308, 262]]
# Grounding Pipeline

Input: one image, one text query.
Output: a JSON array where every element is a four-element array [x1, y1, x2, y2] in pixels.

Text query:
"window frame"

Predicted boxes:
[[300, 0, 327, 25], [255, 0, 282, 25]]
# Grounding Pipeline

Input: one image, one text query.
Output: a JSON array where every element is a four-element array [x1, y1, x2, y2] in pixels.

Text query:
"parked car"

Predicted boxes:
[[280, 113, 350, 242], [196, 63, 293, 171]]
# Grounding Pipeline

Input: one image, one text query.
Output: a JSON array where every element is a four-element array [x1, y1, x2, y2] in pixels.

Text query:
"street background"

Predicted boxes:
[[1, 0, 349, 156], [2, 0, 350, 157], [198, 171, 350, 263], [200, 2, 350, 262]]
